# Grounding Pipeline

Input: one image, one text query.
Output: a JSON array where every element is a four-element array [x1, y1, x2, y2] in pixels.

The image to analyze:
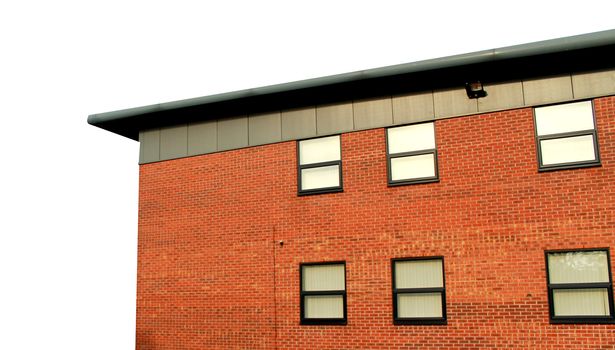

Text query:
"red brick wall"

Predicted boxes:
[[137, 96, 615, 349]]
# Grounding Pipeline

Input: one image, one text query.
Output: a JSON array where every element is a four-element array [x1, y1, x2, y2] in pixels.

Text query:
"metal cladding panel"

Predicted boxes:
[[523, 75, 573, 106], [316, 102, 354, 135], [281, 107, 317, 141], [434, 88, 478, 118], [392, 92, 435, 125], [160, 125, 188, 160], [248, 112, 282, 146], [478, 81, 525, 112], [217, 116, 248, 151], [353, 97, 393, 130], [572, 69, 615, 99], [139, 129, 160, 164], [188, 121, 217, 156]]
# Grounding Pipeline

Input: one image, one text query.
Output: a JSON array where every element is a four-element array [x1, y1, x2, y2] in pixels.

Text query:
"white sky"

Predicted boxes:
[[0, 1, 613, 349]]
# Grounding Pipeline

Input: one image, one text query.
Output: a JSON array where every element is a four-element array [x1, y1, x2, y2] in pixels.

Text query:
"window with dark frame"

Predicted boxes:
[[300, 262, 346, 325], [546, 249, 615, 324], [392, 257, 446, 325], [534, 101, 601, 171], [297, 135, 342, 195], [386, 122, 438, 186]]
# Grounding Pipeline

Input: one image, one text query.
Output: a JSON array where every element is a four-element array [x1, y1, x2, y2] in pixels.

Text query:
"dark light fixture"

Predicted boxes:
[[465, 81, 487, 99]]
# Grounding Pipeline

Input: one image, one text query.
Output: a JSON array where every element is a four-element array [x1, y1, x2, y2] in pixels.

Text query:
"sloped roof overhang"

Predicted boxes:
[[88, 29, 615, 140]]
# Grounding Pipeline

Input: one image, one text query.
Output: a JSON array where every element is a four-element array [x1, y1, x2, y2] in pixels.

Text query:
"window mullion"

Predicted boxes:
[[395, 287, 444, 294], [538, 129, 596, 140], [549, 282, 611, 290], [389, 149, 436, 159]]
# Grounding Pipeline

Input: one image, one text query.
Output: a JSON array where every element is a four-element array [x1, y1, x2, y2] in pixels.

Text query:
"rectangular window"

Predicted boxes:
[[546, 249, 614, 323], [534, 101, 600, 171], [300, 262, 346, 325], [386, 122, 438, 186], [392, 257, 446, 325], [297, 135, 342, 195]]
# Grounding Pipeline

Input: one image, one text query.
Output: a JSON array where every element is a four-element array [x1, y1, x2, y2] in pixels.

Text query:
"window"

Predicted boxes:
[[300, 262, 346, 325], [392, 257, 446, 324], [534, 101, 600, 171], [546, 249, 614, 323], [386, 122, 438, 185], [297, 135, 342, 195]]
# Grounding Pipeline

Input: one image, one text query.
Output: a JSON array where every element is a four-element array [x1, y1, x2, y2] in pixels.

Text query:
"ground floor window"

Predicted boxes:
[[392, 257, 446, 324], [546, 249, 614, 323], [300, 262, 346, 325]]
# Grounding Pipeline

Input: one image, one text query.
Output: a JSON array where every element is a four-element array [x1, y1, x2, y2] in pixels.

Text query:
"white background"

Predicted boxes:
[[0, 1, 613, 348]]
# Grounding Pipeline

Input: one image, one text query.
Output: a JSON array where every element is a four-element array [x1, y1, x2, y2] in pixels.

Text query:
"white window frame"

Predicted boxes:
[[386, 122, 439, 186], [297, 135, 343, 195], [534, 100, 601, 171]]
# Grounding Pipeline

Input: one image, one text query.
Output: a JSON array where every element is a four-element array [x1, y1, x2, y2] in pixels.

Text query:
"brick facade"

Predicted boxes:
[[136, 96, 615, 349]]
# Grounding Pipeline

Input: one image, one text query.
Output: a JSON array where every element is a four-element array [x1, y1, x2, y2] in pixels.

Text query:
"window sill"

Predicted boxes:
[[550, 316, 615, 324], [298, 187, 343, 196], [538, 161, 601, 172], [394, 318, 447, 325], [301, 319, 347, 325], [388, 177, 439, 187]]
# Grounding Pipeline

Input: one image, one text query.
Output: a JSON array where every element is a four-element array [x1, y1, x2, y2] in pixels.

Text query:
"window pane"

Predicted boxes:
[[301, 165, 340, 191], [540, 135, 596, 166], [548, 251, 609, 284], [553, 288, 611, 316], [535, 101, 594, 136], [302, 264, 345, 291], [390, 154, 435, 181], [397, 293, 442, 318], [304, 295, 344, 318], [299, 136, 340, 165], [395, 259, 443, 289], [387, 123, 435, 154]]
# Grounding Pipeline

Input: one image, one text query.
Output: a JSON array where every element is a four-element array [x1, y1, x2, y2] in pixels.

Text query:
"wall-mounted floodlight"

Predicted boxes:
[[465, 81, 487, 99]]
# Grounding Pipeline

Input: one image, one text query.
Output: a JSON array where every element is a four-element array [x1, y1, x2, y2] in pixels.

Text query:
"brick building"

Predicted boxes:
[[89, 30, 615, 349]]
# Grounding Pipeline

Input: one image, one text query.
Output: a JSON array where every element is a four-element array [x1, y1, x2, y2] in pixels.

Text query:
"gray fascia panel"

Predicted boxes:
[[248, 112, 282, 146], [160, 125, 188, 160], [281, 108, 316, 140], [188, 121, 217, 156], [217, 116, 248, 151], [316, 102, 354, 135], [139, 129, 160, 164]]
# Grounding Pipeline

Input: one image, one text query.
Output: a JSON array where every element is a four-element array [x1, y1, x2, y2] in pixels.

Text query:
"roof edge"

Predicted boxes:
[[88, 29, 615, 139]]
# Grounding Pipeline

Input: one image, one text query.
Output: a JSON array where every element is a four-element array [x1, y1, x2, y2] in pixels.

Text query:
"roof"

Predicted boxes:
[[88, 29, 615, 141]]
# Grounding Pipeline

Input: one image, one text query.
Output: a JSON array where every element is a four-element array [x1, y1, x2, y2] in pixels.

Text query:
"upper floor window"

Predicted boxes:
[[386, 122, 438, 186], [297, 135, 342, 195], [300, 262, 347, 325], [392, 257, 446, 325], [534, 101, 600, 171], [546, 249, 614, 323]]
